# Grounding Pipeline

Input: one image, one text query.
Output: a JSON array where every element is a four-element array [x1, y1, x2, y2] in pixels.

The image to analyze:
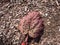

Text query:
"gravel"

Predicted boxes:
[[0, 0, 60, 45]]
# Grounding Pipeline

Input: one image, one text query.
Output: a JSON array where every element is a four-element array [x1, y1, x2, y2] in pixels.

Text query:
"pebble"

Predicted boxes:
[[1, 16, 4, 19], [9, 16, 12, 19], [47, 19, 51, 25], [25, 6, 28, 11], [45, 13, 48, 17], [31, 44, 34, 45], [41, 13, 49, 17], [49, 17, 52, 19], [6, 30, 11, 38], [1, 25, 5, 29], [47, 21, 51, 25], [10, 23, 14, 29], [15, 36, 19, 40], [58, 26, 60, 31], [59, 29, 60, 31]]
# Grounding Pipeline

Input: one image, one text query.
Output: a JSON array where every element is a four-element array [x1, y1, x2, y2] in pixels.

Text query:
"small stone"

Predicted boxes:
[[10, 11, 12, 13], [49, 17, 52, 19], [9, 16, 12, 19], [1, 16, 4, 19], [15, 36, 19, 40], [10, 23, 14, 28], [58, 26, 60, 31], [25, 6, 28, 11], [47, 21, 51, 25], [14, 24, 18, 27], [59, 29, 60, 31], [1, 25, 5, 29], [45, 13, 48, 17], [31, 44, 34, 45]]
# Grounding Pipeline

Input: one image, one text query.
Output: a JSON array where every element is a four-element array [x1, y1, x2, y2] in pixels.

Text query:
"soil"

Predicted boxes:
[[0, 0, 60, 45]]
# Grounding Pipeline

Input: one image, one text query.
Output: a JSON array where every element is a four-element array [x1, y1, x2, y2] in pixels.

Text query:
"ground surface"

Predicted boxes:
[[0, 0, 60, 45]]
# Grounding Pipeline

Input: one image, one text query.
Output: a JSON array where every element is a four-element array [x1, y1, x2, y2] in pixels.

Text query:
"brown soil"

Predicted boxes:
[[0, 0, 60, 45]]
